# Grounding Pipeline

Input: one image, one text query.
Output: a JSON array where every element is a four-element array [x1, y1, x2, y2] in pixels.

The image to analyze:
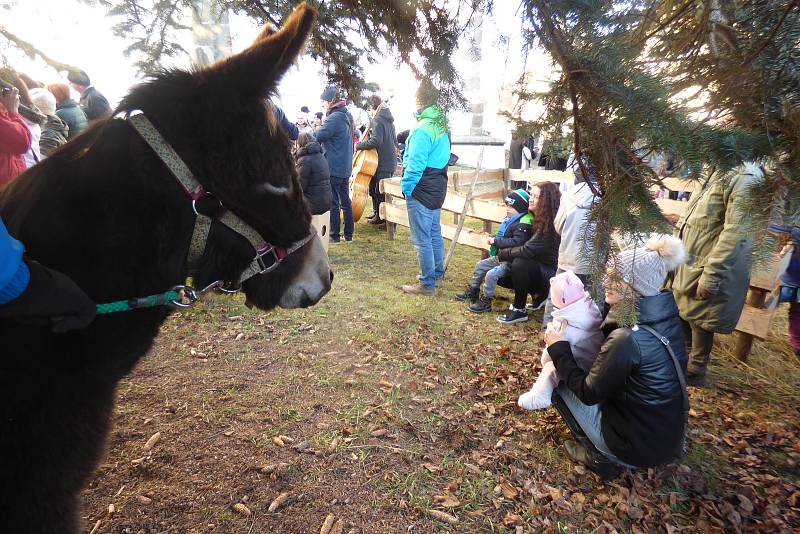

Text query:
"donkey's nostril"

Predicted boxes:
[[329, 270, 334, 284]]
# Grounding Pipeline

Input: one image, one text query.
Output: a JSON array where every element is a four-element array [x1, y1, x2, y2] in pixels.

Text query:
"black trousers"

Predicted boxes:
[[510, 257, 552, 309], [369, 171, 392, 219]]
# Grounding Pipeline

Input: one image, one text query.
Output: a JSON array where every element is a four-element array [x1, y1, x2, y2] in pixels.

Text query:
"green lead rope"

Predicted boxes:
[[96, 290, 182, 315]]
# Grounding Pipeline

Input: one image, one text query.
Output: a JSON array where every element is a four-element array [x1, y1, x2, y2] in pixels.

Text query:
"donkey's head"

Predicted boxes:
[[116, 3, 331, 310]]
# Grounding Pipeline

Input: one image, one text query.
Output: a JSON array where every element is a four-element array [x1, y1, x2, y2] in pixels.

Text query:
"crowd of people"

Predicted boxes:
[[0, 66, 111, 188], [0, 61, 793, 481]]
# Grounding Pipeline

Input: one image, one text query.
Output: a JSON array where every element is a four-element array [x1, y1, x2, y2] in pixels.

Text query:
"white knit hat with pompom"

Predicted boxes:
[[615, 234, 686, 297]]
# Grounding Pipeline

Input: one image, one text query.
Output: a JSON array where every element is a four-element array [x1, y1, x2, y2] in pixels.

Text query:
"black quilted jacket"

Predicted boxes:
[[548, 290, 688, 467]]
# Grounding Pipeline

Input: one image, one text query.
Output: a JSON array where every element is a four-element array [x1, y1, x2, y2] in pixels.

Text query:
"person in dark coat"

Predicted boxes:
[[296, 132, 332, 215], [355, 95, 397, 225], [67, 69, 111, 122], [315, 86, 355, 243], [496, 182, 561, 324], [48, 83, 87, 140], [545, 235, 689, 478]]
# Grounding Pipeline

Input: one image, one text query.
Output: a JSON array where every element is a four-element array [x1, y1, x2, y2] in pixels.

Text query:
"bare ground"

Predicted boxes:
[[82, 221, 800, 533]]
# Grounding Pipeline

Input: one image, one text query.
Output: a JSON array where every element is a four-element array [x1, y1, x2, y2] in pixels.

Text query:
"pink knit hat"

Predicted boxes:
[[549, 270, 585, 309]]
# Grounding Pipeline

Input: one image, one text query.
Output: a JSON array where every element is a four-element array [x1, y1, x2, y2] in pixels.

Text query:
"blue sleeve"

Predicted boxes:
[[273, 105, 298, 140], [313, 114, 335, 144], [0, 218, 30, 305], [401, 129, 432, 197]]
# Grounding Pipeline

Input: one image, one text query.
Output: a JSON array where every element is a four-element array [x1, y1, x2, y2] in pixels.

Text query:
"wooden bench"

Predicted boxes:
[[379, 177, 506, 251], [379, 168, 577, 253], [379, 169, 787, 359]]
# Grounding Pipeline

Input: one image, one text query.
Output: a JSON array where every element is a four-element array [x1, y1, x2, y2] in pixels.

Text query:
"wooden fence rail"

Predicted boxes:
[[378, 168, 789, 359]]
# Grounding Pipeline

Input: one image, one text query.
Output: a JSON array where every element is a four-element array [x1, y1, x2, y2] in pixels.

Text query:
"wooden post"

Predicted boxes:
[[384, 194, 396, 240], [482, 220, 492, 259], [444, 148, 485, 275], [732, 289, 768, 361]]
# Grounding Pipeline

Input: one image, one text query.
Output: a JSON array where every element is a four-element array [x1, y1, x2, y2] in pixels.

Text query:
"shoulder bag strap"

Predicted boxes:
[[637, 324, 690, 452]]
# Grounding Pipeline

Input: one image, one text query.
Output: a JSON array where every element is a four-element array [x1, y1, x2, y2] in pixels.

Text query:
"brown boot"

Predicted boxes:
[[402, 282, 435, 296], [685, 325, 713, 387]]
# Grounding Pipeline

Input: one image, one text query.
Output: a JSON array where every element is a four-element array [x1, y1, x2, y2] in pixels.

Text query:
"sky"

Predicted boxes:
[[1, 1, 552, 139]]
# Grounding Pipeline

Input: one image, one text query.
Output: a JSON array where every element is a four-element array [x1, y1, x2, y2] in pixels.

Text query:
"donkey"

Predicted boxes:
[[0, 4, 328, 532]]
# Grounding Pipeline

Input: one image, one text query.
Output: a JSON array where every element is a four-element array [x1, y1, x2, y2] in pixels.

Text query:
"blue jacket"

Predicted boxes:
[[401, 107, 451, 209], [491, 212, 533, 256], [314, 106, 354, 178], [0, 217, 30, 305]]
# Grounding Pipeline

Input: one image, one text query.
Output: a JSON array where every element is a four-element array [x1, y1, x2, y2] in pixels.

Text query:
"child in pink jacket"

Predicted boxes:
[[519, 270, 604, 410]]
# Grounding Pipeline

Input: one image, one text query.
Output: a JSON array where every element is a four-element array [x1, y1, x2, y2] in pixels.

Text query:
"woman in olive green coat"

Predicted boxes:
[[668, 163, 764, 386]]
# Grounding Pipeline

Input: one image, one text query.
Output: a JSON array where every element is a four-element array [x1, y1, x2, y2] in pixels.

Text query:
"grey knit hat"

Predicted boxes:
[[615, 235, 686, 296]]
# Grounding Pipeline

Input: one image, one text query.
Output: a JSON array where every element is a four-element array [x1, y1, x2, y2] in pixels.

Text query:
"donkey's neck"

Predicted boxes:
[[1, 120, 196, 374]]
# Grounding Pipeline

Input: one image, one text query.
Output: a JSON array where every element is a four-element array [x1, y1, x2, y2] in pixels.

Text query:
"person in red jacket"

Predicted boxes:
[[0, 81, 31, 190]]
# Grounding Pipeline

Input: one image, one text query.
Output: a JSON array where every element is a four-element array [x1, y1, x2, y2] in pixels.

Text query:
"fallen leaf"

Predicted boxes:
[[330, 519, 344, 534], [371, 428, 388, 437], [428, 509, 458, 524], [433, 494, 460, 507], [502, 511, 523, 527], [500, 481, 519, 499], [422, 463, 442, 473], [143, 432, 161, 451], [738, 494, 754, 515], [233, 503, 251, 516], [320, 512, 336, 534], [268, 492, 289, 512]]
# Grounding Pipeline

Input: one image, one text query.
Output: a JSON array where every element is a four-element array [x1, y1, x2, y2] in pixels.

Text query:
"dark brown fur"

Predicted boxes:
[[0, 5, 318, 532]]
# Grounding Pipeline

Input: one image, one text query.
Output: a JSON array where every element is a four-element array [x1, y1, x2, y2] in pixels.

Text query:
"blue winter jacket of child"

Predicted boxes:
[[490, 212, 533, 256]]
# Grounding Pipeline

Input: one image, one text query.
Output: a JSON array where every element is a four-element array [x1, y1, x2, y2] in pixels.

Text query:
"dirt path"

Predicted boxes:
[[82, 222, 800, 533]]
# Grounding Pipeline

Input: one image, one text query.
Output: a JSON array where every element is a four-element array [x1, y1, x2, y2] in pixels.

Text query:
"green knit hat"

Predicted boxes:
[[504, 188, 530, 214]]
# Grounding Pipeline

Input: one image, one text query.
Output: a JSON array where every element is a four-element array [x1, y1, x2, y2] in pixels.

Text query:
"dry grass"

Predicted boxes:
[[80, 218, 800, 533]]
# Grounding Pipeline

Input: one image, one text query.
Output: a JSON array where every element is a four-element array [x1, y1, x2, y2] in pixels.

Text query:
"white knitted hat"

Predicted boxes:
[[29, 88, 56, 117], [615, 234, 686, 296]]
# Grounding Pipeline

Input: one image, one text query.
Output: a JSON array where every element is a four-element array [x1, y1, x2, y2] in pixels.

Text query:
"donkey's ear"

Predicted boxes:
[[204, 3, 316, 97]]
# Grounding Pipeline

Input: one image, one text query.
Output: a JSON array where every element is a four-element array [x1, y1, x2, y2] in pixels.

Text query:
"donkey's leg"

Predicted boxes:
[[0, 370, 115, 534]]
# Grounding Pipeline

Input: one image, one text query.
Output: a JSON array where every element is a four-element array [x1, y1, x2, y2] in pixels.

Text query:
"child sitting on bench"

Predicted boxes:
[[455, 189, 533, 313]]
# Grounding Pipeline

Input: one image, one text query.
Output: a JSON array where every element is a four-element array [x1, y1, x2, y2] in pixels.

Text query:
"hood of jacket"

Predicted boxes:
[[415, 105, 447, 141], [297, 141, 323, 157], [375, 107, 394, 124], [552, 293, 604, 332]]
